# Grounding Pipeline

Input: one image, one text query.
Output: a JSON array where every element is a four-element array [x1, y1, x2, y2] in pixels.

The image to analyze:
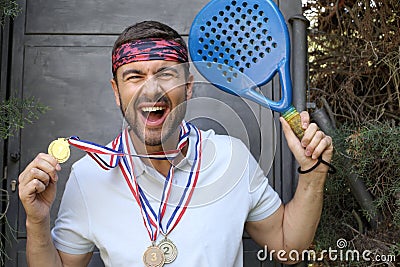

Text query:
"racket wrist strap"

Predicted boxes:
[[297, 156, 336, 174]]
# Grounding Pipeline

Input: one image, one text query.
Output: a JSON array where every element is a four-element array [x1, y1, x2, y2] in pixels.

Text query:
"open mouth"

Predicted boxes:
[[138, 104, 170, 127]]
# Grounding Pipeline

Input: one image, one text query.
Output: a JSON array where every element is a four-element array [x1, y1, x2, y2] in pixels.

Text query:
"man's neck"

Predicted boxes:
[[129, 129, 188, 177]]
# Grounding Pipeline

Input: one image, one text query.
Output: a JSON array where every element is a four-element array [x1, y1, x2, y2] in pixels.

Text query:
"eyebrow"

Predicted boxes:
[[121, 66, 180, 80], [122, 69, 145, 80]]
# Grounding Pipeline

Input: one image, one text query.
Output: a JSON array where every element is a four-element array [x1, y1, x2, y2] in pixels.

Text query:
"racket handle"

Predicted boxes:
[[282, 106, 305, 140]]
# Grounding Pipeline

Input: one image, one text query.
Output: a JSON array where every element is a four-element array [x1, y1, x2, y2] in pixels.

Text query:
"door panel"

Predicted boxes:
[[18, 44, 121, 234], [26, 0, 207, 35]]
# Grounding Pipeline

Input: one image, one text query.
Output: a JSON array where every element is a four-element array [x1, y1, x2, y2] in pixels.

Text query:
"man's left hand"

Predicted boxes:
[[280, 111, 334, 174]]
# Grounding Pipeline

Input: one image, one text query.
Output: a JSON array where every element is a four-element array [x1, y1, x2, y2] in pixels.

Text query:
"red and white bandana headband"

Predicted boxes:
[[112, 38, 188, 75]]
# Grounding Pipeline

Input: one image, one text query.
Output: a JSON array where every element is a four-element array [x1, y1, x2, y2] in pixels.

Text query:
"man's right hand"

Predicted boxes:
[[18, 153, 61, 224]]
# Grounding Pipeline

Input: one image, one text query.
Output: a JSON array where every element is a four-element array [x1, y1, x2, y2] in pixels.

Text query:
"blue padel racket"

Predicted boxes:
[[189, 0, 304, 139]]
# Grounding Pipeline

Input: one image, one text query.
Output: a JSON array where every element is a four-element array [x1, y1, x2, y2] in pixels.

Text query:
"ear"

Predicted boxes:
[[185, 74, 194, 100], [110, 78, 121, 107]]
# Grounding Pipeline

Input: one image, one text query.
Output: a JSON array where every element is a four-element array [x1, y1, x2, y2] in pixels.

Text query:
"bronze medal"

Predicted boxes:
[[48, 138, 70, 163], [143, 245, 165, 267], [158, 238, 178, 264]]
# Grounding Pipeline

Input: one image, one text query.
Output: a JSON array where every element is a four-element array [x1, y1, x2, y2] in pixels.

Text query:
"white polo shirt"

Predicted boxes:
[[51, 128, 281, 267]]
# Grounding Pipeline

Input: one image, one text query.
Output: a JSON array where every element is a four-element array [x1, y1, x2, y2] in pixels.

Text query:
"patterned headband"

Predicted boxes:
[[112, 38, 189, 75]]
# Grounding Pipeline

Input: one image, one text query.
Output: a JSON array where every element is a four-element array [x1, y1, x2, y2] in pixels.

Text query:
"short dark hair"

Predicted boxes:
[[112, 21, 187, 55]]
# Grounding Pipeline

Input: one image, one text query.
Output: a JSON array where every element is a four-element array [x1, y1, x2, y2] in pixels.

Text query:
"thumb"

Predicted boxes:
[[279, 117, 304, 159]]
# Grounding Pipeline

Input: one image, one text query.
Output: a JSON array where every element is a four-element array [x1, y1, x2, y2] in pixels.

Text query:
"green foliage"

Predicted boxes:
[[304, 1, 400, 265], [0, 96, 50, 139], [0, 0, 47, 264], [337, 122, 400, 226], [313, 126, 359, 251], [388, 242, 400, 258], [0, 0, 20, 26], [313, 122, 400, 265]]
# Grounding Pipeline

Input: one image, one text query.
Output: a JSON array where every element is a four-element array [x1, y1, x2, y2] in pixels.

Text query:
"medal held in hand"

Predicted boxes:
[[48, 138, 70, 163], [143, 244, 165, 267], [158, 237, 178, 264]]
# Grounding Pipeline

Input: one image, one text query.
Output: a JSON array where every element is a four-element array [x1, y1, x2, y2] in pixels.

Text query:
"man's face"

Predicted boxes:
[[111, 60, 193, 147]]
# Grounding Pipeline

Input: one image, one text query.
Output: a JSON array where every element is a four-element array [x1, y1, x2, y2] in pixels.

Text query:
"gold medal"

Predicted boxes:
[[48, 138, 70, 163], [143, 244, 165, 267], [158, 237, 178, 264]]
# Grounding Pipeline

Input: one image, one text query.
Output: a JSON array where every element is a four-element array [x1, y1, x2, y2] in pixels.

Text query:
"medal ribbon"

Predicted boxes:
[[68, 121, 201, 242], [158, 125, 202, 236], [118, 122, 201, 241], [67, 125, 188, 170]]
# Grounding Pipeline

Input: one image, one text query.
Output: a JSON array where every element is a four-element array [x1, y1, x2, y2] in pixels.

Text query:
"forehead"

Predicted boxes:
[[116, 60, 185, 75]]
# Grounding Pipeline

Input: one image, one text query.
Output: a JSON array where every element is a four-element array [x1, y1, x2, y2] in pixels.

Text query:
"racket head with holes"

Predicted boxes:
[[189, 0, 292, 113]]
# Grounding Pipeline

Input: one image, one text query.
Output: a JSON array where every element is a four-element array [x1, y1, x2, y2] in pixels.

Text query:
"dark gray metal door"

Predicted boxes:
[[3, 0, 304, 266]]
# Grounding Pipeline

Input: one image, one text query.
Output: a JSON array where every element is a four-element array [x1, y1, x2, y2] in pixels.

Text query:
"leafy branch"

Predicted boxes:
[[0, 97, 50, 139], [0, 0, 21, 26]]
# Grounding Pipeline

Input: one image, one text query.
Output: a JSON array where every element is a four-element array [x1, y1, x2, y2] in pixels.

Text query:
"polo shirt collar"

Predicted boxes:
[[124, 127, 197, 178]]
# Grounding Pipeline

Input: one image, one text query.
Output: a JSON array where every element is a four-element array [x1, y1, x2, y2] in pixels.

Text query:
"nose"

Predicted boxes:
[[141, 75, 163, 99]]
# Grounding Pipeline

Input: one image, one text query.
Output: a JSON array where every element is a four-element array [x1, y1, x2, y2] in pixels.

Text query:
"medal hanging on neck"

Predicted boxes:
[[119, 122, 202, 266], [155, 124, 202, 264], [66, 121, 202, 266]]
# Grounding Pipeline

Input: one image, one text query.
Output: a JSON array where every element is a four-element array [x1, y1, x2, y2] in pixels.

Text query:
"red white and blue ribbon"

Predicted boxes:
[[67, 124, 188, 170], [158, 124, 202, 236], [68, 121, 202, 242]]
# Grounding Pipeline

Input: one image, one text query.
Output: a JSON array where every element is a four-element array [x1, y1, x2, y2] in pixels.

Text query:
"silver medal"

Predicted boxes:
[[158, 238, 178, 264]]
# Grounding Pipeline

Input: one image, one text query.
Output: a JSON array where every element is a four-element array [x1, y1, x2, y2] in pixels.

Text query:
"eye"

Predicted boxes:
[[125, 75, 143, 82], [156, 71, 177, 80]]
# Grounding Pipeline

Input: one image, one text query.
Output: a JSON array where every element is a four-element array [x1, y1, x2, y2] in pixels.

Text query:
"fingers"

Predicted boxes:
[[31, 178, 47, 194], [300, 111, 310, 129], [281, 111, 334, 163], [312, 135, 333, 159], [300, 120, 317, 143], [19, 153, 61, 191], [301, 122, 333, 160]]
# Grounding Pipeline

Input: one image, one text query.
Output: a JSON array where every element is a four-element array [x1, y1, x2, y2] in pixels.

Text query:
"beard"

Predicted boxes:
[[119, 89, 187, 147]]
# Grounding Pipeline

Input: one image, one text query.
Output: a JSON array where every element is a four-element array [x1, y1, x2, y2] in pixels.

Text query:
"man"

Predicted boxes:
[[18, 21, 334, 266]]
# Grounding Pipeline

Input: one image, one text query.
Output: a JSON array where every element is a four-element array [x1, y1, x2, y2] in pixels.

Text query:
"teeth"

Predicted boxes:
[[141, 106, 165, 112]]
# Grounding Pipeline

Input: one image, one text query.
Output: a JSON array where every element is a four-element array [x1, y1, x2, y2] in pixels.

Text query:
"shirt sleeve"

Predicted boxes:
[[51, 168, 95, 254], [246, 152, 282, 222]]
